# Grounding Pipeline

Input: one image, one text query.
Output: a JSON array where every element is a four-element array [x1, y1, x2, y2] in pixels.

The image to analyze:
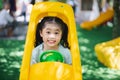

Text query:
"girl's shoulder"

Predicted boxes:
[[33, 43, 43, 51], [59, 44, 70, 53]]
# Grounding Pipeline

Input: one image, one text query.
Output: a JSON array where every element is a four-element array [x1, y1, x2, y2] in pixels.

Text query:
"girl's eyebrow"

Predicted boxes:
[[56, 29, 60, 31], [54, 29, 61, 32], [46, 28, 61, 31], [45, 28, 51, 30]]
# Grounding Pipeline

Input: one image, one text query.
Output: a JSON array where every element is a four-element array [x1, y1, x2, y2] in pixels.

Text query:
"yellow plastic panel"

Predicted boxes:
[[95, 37, 120, 69], [20, 2, 82, 80], [80, 9, 114, 30], [29, 62, 73, 80]]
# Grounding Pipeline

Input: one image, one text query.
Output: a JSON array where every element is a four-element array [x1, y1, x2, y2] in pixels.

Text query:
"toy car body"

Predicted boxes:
[[19, 2, 82, 80]]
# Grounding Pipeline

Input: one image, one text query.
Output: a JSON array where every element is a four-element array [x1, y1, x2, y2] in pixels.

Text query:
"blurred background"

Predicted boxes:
[[0, 0, 120, 80]]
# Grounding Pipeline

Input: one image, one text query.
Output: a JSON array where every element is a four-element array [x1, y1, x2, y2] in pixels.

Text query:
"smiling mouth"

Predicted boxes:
[[48, 40, 56, 44]]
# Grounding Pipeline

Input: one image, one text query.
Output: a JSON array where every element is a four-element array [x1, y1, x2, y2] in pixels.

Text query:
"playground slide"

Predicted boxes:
[[95, 37, 120, 69], [19, 2, 82, 80], [80, 9, 114, 30]]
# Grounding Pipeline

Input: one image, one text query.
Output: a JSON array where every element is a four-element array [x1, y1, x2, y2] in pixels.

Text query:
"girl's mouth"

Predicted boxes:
[[48, 40, 56, 44]]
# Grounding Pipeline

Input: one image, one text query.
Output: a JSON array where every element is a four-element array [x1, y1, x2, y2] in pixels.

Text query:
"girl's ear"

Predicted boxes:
[[40, 30, 43, 37]]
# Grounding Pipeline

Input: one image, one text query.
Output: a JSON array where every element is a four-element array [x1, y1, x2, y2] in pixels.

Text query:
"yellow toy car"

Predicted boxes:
[[19, 2, 82, 80]]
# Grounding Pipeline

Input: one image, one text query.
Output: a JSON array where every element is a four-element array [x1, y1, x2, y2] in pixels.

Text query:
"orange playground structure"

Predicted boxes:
[[19, 2, 82, 80], [95, 37, 120, 69], [80, 9, 114, 30]]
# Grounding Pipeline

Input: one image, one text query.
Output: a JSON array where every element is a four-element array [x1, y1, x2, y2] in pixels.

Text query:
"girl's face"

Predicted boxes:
[[40, 23, 62, 49]]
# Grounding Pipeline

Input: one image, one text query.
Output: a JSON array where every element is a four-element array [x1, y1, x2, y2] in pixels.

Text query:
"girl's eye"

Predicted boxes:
[[55, 32, 59, 35], [46, 31, 50, 34]]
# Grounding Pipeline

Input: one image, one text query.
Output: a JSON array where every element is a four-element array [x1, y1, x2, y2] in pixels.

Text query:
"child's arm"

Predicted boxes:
[[30, 49, 39, 65]]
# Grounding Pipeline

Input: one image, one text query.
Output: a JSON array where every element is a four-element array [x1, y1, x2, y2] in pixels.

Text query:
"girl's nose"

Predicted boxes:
[[49, 34, 55, 38]]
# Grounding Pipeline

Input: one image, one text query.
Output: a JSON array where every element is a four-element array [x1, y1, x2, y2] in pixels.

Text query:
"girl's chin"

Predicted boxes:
[[48, 44, 56, 47], [47, 44, 57, 47]]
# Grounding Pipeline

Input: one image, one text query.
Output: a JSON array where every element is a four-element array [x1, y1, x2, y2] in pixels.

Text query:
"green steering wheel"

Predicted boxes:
[[40, 50, 64, 63]]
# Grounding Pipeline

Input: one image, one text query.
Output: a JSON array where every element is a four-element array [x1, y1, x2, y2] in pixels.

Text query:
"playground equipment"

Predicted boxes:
[[19, 2, 82, 80], [80, 9, 114, 30], [95, 37, 120, 69]]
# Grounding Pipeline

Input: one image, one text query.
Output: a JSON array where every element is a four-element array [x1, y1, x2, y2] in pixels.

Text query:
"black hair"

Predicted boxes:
[[35, 16, 70, 48]]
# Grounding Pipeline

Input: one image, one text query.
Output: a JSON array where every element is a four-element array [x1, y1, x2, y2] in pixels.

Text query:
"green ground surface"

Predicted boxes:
[[0, 24, 120, 80]]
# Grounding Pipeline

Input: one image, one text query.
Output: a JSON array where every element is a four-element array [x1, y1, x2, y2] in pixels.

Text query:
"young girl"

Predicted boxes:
[[31, 16, 72, 65]]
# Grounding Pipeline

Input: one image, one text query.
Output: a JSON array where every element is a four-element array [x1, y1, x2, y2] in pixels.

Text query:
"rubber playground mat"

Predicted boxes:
[[0, 23, 120, 80]]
